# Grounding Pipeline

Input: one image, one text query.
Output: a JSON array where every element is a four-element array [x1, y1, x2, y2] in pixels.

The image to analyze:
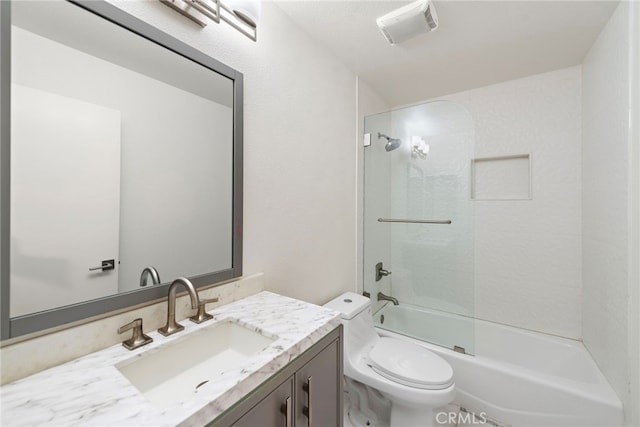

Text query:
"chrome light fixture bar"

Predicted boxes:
[[189, 0, 220, 23], [219, 1, 257, 41], [160, 0, 209, 27], [159, 0, 258, 41]]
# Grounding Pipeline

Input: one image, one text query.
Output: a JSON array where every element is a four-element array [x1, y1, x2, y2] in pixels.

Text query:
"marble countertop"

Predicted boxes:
[[1, 291, 341, 426]]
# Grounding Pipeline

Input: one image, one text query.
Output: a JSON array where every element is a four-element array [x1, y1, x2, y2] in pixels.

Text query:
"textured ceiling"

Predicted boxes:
[[275, 0, 619, 106]]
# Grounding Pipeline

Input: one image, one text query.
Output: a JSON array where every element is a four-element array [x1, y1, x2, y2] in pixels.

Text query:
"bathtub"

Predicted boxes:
[[374, 303, 623, 427]]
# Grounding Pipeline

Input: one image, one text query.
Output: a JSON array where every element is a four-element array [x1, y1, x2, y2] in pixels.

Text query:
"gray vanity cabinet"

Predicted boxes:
[[295, 338, 341, 427], [211, 326, 343, 427], [231, 376, 295, 427]]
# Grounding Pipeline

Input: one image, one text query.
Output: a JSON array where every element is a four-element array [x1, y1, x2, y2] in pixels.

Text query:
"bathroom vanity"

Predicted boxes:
[[2, 2, 344, 423], [212, 325, 342, 427], [0, 292, 343, 426]]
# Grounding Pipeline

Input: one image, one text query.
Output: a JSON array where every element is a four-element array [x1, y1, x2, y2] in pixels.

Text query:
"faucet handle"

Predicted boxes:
[[375, 262, 392, 282], [118, 318, 153, 350], [189, 297, 219, 324]]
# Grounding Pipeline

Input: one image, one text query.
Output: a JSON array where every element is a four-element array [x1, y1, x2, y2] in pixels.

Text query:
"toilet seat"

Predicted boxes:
[[367, 337, 454, 390]]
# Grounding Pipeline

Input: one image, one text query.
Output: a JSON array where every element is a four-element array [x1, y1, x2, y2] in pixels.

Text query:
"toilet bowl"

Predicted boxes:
[[325, 292, 455, 427]]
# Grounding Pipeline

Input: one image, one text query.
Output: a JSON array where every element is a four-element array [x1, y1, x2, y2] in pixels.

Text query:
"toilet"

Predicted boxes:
[[325, 292, 455, 427]]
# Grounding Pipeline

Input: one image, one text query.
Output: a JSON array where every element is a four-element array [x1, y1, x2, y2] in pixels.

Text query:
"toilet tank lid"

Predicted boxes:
[[323, 292, 370, 319]]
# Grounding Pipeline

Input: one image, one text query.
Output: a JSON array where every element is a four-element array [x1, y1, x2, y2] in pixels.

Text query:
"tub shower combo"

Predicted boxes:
[[362, 101, 622, 426]]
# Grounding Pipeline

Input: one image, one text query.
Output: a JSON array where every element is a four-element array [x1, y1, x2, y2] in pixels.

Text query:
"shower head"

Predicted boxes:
[[385, 138, 402, 152], [378, 133, 403, 152]]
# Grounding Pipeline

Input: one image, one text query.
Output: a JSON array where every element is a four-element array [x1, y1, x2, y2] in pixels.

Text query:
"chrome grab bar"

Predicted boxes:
[[377, 218, 452, 224]]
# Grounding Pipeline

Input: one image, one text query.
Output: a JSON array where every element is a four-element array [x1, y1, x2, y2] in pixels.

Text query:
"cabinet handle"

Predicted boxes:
[[302, 376, 313, 426], [280, 395, 292, 427]]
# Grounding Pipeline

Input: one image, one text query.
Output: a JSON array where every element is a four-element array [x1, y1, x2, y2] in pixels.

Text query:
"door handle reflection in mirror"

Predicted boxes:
[[89, 259, 115, 272]]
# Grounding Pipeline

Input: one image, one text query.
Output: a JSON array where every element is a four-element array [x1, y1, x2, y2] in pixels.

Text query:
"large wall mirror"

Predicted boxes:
[[0, 0, 244, 339]]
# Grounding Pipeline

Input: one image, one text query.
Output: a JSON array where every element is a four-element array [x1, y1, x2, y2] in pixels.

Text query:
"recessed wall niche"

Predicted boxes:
[[470, 154, 532, 200]]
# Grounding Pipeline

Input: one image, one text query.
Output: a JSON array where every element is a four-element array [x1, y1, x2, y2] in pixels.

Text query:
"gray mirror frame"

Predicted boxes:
[[0, 0, 244, 340]]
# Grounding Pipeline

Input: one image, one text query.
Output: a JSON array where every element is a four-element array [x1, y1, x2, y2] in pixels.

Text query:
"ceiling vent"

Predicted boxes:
[[376, 0, 439, 45]]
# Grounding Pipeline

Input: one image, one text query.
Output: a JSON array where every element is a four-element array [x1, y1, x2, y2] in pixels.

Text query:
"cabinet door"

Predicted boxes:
[[295, 339, 342, 427], [232, 376, 294, 427]]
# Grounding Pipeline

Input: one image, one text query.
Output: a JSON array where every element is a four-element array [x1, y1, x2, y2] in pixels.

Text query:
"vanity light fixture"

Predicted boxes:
[[159, 0, 260, 41]]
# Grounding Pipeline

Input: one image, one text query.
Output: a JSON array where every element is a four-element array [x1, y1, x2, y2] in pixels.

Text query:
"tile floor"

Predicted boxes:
[[344, 397, 465, 427]]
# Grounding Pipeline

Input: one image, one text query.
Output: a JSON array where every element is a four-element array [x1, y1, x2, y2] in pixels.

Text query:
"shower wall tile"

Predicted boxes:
[[581, 1, 632, 419], [443, 66, 583, 339], [471, 154, 531, 200], [475, 271, 582, 337]]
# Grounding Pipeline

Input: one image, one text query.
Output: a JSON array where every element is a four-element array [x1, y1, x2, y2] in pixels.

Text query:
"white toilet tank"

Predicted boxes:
[[324, 292, 379, 363], [324, 292, 370, 319]]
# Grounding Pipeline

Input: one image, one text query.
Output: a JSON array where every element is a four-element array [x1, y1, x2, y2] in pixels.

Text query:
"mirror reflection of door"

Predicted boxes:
[[7, 1, 236, 328], [10, 84, 121, 317]]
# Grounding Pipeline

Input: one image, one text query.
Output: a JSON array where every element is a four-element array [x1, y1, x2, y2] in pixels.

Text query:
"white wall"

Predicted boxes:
[[437, 67, 583, 339], [581, 2, 635, 423], [108, 0, 358, 304]]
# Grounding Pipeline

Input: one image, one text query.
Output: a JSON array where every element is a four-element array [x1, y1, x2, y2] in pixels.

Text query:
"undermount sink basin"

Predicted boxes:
[[116, 320, 277, 408]]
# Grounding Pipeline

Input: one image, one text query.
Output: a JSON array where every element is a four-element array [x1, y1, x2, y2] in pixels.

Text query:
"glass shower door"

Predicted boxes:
[[363, 100, 476, 354]]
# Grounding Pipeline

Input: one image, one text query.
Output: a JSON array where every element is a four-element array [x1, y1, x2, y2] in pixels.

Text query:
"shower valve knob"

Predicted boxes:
[[375, 262, 391, 281]]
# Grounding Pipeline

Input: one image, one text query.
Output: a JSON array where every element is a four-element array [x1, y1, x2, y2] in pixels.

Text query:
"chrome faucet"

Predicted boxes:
[[377, 291, 399, 306], [139, 266, 161, 287], [158, 277, 200, 336]]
